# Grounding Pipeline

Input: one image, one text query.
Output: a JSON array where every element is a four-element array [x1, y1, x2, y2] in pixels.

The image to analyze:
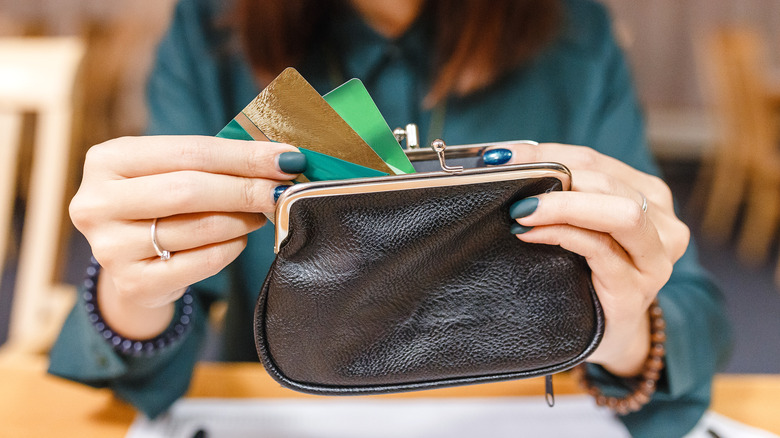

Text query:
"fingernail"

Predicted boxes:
[[510, 223, 534, 234], [483, 148, 512, 165], [273, 185, 289, 203], [278, 151, 307, 174], [509, 197, 539, 219]]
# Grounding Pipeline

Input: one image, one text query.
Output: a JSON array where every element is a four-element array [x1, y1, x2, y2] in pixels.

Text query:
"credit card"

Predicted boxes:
[[324, 79, 414, 175], [239, 68, 392, 175]]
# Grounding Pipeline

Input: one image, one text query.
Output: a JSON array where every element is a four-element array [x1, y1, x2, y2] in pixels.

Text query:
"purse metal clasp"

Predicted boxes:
[[432, 139, 463, 174], [393, 123, 420, 149]]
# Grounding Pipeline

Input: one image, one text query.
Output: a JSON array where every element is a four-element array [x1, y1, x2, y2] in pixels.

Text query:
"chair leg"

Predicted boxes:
[[701, 157, 747, 244], [776, 255, 780, 290], [687, 154, 716, 221], [0, 113, 22, 289], [737, 177, 780, 265], [6, 110, 76, 355]]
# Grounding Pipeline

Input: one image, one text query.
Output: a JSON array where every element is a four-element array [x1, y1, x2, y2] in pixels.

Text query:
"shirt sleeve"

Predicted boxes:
[[576, 4, 732, 437], [47, 0, 231, 419], [47, 290, 208, 419]]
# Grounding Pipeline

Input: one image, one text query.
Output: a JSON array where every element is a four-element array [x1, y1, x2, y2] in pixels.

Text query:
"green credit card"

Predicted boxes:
[[324, 79, 415, 175]]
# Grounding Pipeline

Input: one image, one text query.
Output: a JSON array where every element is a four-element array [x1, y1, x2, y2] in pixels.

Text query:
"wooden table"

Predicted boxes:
[[1, 356, 778, 437]]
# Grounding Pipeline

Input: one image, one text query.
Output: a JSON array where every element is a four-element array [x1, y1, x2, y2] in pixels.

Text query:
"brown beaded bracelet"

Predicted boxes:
[[573, 299, 666, 416]]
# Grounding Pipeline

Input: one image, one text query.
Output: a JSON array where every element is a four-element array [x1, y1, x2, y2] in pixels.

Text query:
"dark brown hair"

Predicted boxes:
[[235, 0, 562, 106]]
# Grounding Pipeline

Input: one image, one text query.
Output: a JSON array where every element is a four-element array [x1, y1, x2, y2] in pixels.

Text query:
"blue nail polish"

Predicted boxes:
[[510, 223, 533, 234], [509, 197, 539, 219], [278, 152, 307, 174], [273, 185, 289, 202], [483, 148, 512, 165]]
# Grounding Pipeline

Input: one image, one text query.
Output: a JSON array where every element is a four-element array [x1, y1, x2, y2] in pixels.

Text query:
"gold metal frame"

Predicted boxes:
[[403, 139, 538, 161], [273, 162, 571, 252]]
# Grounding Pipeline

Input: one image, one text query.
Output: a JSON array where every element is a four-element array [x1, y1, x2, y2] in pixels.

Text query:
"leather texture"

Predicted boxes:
[[254, 174, 604, 395]]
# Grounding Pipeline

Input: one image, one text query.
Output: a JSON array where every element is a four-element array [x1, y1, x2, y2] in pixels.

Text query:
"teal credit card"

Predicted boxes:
[[216, 113, 388, 182], [297, 147, 388, 181]]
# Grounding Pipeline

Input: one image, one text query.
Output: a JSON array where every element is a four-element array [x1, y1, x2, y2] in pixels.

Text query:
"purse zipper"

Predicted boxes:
[[545, 374, 555, 407]]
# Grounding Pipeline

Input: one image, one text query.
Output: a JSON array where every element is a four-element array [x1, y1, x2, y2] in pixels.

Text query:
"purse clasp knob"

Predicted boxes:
[[393, 123, 420, 149], [432, 139, 464, 174]]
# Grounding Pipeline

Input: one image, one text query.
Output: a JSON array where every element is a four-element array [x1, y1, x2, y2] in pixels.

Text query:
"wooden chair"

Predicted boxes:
[[0, 37, 85, 356], [698, 28, 780, 268], [758, 72, 780, 288], [724, 31, 780, 267], [697, 29, 753, 245]]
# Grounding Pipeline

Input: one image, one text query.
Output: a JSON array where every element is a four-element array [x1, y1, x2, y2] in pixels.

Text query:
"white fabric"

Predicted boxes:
[[127, 396, 777, 438]]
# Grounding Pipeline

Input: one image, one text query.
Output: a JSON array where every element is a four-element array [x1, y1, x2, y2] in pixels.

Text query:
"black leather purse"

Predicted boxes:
[[254, 141, 604, 398]]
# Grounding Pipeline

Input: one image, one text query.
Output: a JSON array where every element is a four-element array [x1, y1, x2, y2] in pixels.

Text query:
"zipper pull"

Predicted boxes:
[[545, 374, 555, 407]]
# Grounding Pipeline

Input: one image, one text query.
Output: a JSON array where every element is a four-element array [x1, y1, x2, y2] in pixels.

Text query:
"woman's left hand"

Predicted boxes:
[[484, 143, 690, 377]]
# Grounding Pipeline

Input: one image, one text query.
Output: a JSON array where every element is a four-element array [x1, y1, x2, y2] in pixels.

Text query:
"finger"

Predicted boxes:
[[514, 225, 664, 307], [514, 224, 634, 291], [485, 143, 655, 192], [515, 191, 666, 273], [105, 212, 266, 261], [113, 236, 249, 306], [102, 171, 283, 219], [86, 136, 301, 180], [568, 170, 688, 262], [570, 170, 647, 208], [155, 212, 267, 253]]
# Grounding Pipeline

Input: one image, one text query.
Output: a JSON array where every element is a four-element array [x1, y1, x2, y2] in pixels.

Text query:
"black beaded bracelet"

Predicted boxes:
[[82, 256, 194, 357]]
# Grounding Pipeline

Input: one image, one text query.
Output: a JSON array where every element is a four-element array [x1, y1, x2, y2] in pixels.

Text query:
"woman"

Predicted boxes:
[[49, 0, 731, 436]]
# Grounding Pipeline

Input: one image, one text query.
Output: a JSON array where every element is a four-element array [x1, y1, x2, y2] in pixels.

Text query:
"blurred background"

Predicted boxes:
[[0, 0, 778, 372]]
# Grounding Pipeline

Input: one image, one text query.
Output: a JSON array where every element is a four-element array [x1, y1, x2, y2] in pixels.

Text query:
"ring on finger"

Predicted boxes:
[[639, 192, 648, 213], [151, 218, 172, 261]]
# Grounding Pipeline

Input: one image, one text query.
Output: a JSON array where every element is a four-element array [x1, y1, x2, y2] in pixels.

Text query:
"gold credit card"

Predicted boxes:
[[240, 68, 393, 174]]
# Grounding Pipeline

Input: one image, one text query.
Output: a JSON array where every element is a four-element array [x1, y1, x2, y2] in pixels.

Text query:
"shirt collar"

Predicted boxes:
[[329, 7, 432, 84]]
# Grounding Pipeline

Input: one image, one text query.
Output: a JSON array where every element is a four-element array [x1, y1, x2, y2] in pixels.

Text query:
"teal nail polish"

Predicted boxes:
[[483, 148, 512, 165], [278, 152, 307, 174], [510, 223, 533, 234], [273, 185, 289, 202], [509, 197, 538, 219]]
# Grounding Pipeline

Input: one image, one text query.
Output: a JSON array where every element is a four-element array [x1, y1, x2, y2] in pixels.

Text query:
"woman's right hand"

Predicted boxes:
[[69, 136, 306, 339]]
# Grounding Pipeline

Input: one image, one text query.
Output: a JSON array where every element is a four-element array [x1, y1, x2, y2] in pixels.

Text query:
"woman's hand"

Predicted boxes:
[[484, 143, 690, 377], [69, 136, 306, 339]]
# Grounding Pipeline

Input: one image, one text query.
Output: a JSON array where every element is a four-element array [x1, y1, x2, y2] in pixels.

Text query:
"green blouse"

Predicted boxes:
[[49, 0, 731, 436]]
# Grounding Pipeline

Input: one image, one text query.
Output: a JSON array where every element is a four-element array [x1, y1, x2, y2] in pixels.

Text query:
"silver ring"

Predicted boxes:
[[639, 192, 648, 213], [150, 218, 171, 261]]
